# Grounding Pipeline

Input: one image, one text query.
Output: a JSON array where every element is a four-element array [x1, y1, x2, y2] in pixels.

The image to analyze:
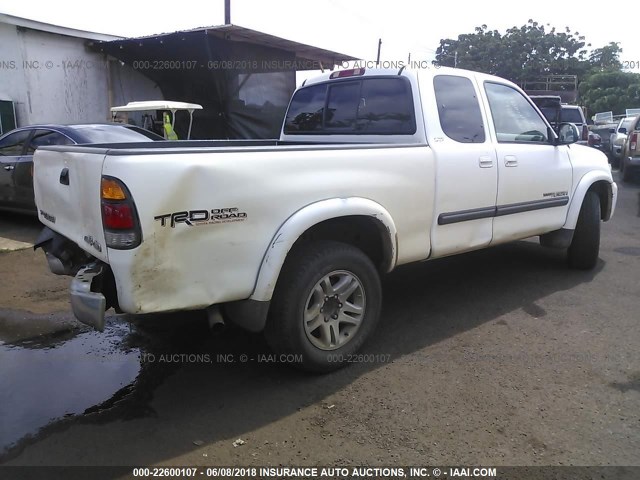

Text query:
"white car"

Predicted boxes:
[[33, 67, 617, 372]]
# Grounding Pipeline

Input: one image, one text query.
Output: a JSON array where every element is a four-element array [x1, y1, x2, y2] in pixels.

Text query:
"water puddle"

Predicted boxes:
[[0, 319, 140, 454], [0, 310, 217, 460]]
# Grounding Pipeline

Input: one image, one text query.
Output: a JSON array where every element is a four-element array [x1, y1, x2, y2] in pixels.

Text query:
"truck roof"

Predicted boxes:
[[302, 66, 505, 86]]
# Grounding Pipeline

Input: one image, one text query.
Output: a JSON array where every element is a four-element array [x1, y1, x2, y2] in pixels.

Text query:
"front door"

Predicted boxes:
[[482, 82, 573, 244]]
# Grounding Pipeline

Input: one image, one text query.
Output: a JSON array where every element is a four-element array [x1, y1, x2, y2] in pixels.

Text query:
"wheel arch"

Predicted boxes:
[[249, 198, 397, 302], [565, 173, 616, 229]]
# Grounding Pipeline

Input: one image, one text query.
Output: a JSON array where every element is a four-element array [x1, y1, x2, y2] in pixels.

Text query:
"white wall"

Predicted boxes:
[[0, 23, 160, 127]]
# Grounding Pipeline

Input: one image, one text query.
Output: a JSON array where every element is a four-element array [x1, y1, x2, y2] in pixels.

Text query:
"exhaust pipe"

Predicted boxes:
[[206, 306, 225, 334]]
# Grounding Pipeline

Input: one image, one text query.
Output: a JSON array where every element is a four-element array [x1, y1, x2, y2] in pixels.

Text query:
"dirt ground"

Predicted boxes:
[[0, 173, 638, 472]]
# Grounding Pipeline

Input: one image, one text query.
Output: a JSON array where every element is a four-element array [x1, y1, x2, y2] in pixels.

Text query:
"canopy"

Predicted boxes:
[[111, 101, 203, 139], [110, 101, 203, 112]]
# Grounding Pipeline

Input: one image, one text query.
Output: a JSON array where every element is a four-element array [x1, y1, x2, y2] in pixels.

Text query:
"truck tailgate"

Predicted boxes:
[[33, 148, 108, 263]]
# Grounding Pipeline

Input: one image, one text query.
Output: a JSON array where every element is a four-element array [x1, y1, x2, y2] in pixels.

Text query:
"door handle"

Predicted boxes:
[[504, 155, 518, 167], [3, 165, 14, 171], [59, 167, 69, 185], [479, 155, 493, 168]]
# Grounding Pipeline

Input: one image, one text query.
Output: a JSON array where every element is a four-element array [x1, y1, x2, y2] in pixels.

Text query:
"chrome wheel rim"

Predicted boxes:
[[303, 269, 365, 351]]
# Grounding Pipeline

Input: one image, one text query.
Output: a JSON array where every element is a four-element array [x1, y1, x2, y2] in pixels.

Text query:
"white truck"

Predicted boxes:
[[33, 67, 617, 372]]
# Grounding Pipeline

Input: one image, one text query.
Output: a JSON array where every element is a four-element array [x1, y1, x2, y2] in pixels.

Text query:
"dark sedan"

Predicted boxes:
[[0, 123, 163, 214]]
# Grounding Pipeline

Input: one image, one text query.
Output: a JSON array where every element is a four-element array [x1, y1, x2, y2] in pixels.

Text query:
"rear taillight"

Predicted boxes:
[[582, 124, 589, 141], [631, 133, 638, 151], [101, 176, 141, 249]]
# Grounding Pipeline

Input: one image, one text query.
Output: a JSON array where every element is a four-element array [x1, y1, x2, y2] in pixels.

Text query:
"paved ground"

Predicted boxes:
[[0, 172, 638, 471]]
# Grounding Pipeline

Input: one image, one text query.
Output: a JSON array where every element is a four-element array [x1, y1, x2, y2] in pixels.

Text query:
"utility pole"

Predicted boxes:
[[376, 39, 382, 66], [454, 51, 458, 68], [225, 0, 231, 24]]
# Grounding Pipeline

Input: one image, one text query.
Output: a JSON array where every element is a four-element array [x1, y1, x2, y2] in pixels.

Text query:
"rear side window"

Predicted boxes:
[[26, 130, 73, 154], [0, 130, 31, 156], [434, 75, 485, 143], [284, 77, 415, 135]]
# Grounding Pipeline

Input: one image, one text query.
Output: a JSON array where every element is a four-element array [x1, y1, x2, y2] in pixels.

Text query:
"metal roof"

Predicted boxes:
[[93, 24, 358, 70], [0, 13, 121, 41], [203, 25, 358, 67]]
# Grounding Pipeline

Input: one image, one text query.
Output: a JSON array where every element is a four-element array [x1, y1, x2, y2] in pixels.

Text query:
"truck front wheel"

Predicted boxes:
[[567, 191, 601, 270], [265, 241, 382, 372]]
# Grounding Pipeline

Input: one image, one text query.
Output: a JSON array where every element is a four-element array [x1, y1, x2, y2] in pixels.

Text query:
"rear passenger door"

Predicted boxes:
[[482, 82, 572, 244], [428, 74, 498, 257]]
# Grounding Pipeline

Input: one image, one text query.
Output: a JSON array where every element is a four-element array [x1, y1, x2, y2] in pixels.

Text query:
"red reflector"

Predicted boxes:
[[330, 68, 366, 79], [102, 203, 135, 229]]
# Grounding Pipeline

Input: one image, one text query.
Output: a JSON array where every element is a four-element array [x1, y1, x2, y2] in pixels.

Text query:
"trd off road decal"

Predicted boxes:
[[154, 208, 247, 228]]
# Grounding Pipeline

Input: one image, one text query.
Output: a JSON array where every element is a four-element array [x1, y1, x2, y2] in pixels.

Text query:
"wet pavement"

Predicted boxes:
[[0, 309, 270, 462], [0, 318, 140, 452]]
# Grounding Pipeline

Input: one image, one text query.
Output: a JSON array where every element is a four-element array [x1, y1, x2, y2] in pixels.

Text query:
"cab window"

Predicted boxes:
[[284, 77, 415, 135], [484, 82, 549, 143], [434, 75, 485, 143]]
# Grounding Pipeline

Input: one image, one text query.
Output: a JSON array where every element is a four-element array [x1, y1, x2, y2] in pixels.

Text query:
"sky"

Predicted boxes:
[[0, 0, 636, 79]]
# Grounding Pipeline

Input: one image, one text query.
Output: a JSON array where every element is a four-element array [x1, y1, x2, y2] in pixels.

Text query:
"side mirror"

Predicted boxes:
[[619, 127, 627, 134], [609, 128, 616, 134], [556, 122, 580, 145]]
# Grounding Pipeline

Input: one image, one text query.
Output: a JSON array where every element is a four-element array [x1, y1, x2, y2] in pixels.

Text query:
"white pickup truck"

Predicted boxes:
[[33, 67, 617, 372]]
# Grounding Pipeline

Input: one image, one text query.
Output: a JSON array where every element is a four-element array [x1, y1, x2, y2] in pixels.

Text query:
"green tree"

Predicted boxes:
[[579, 71, 640, 115], [588, 42, 623, 71], [435, 20, 630, 113], [435, 20, 593, 83]]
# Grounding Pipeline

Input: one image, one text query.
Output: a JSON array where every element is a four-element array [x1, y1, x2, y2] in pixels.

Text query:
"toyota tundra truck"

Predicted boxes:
[[33, 67, 617, 372]]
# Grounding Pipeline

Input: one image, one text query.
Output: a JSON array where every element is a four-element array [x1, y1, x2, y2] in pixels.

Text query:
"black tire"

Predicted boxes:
[[611, 154, 621, 170], [567, 191, 601, 270], [621, 158, 633, 182], [265, 240, 382, 373]]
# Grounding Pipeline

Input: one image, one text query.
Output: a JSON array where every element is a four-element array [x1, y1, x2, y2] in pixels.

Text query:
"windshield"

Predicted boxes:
[[621, 117, 635, 130], [560, 108, 584, 124], [73, 125, 162, 143]]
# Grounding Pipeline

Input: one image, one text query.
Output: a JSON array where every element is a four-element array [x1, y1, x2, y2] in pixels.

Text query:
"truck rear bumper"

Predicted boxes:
[[70, 262, 107, 331]]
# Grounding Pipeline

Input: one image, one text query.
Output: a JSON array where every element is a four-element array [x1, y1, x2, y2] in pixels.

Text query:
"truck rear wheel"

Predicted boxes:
[[265, 240, 382, 372], [567, 191, 600, 270], [621, 158, 633, 182]]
